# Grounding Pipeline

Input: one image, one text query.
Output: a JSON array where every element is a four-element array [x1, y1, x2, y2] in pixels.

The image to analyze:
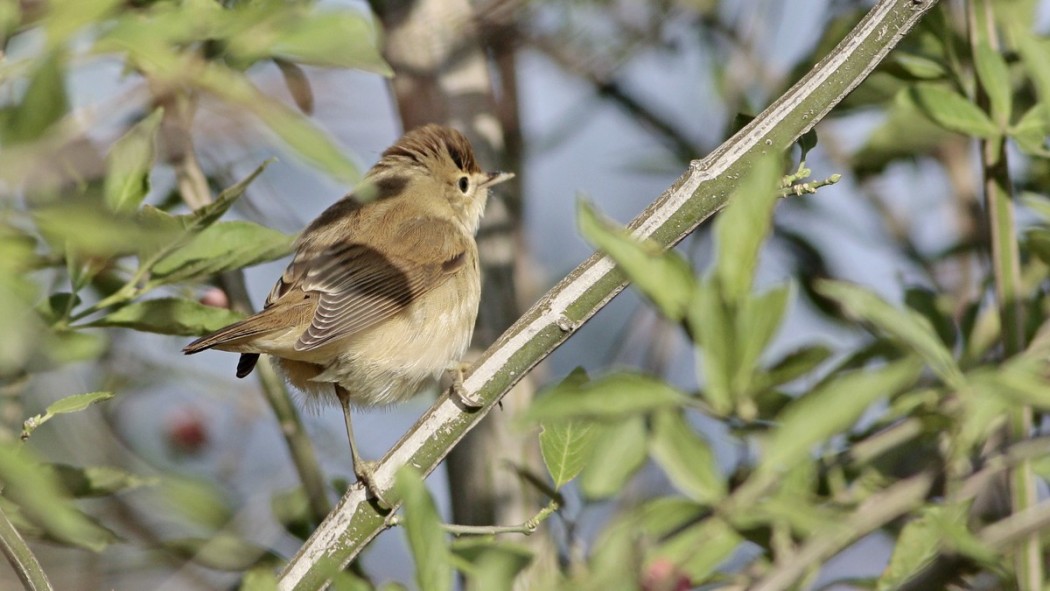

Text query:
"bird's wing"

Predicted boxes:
[[291, 216, 471, 351]]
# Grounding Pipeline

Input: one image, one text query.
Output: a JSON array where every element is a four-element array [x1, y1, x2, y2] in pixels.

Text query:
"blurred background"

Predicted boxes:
[[2, 0, 1050, 589]]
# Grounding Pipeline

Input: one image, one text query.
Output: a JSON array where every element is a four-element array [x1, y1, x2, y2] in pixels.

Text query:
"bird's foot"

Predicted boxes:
[[447, 361, 483, 408], [354, 459, 391, 510]]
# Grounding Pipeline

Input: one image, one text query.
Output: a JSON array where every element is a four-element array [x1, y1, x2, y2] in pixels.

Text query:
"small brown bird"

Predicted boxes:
[[183, 125, 512, 503]]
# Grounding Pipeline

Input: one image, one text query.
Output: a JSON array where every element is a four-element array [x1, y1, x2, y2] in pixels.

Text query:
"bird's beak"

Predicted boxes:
[[481, 171, 515, 187]]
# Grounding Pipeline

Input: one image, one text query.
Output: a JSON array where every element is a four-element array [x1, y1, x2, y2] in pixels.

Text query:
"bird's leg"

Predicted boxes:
[[334, 385, 389, 508], [446, 361, 483, 408]]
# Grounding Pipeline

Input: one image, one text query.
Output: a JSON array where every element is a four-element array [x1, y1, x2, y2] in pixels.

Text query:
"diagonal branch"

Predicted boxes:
[[277, 1, 941, 588]]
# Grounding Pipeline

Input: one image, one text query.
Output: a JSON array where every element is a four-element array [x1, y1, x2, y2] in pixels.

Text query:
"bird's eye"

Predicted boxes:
[[458, 176, 470, 193]]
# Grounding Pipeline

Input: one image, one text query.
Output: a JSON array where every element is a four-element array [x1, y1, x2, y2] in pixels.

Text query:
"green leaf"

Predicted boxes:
[[649, 410, 724, 504], [539, 419, 600, 489], [689, 282, 790, 413], [579, 416, 648, 500], [852, 91, 951, 176], [578, 200, 695, 320], [649, 516, 740, 583], [89, 298, 243, 336], [271, 12, 392, 74], [271, 487, 312, 541], [158, 475, 232, 529], [150, 221, 294, 284], [689, 282, 733, 413], [524, 372, 690, 422], [908, 83, 998, 138], [50, 464, 155, 497], [165, 533, 281, 571], [878, 504, 992, 590], [451, 539, 533, 591], [1010, 105, 1050, 157], [973, 42, 1011, 125], [885, 53, 949, 80], [734, 284, 792, 392], [713, 155, 781, 302], [759, 358, 923, 473], [1, 51, 68, 145], [22, 391, 114, 439], [903, 287, 956, 349], [0, 445, 116, 551], [195, 64, 359, 183], [817, 280, 965, 389], [47, 391, 114, 416], [396, 467, 452, 591], [188, 160, 273, 230], [104, 108, 164, 212], [751, 345, 833, 393], [1015, 30, 1050, 123], [241, 569, 279, 591], [34, 201, 182, 259]]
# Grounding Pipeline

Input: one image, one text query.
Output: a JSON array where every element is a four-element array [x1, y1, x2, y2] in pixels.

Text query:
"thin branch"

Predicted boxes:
[[277, 1, 940, 588]]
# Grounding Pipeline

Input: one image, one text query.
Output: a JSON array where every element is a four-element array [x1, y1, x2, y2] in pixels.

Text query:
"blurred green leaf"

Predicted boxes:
[[165, 533, 281, 571], [751, 345, 833, 393], [903, 287, 956, 349], [908, 83, 998, 138], [1011, 106, 1050, 157], [396, 467, 452, 591], [690, 283, 790, 414], [817, 279, 965, 389], [50, 464, 155, 498], [0, 51, 68, 145], [187, 160, 273, 230], [241, 569, 279, 591], [195, 64, 359, 183], [580, 416, 648, 500], [270, 12, 391, 74], [21, 391, 113, 440], [451, 539, 533, 591], [525, 372, 690, 422], [852, 90, 950, 176], [885, 53, 949, 80], [735, 284, 792, 391], [88, 298, 243, 336], [43, 0, 121, 49], [34, 201, 181, 259], [539, 418, 600, 489], [0, 445, 116, 551], [27, 329, 108, 374], [104, 108, 164, 213], [156, 475, 232, 530], [649, 410, 724, 504], [972, 43, 1011, 125], [690, 282, 733, 413], [578, 200, 695, 320], [649, 516, 740, 583], [150, 221, 294, 284], [713, 155, 781, 302], [878, 510, 938, 590], [759, 358, 923, 473], [1015, 30, 1050, 122], [272, 487, 312, 541]]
